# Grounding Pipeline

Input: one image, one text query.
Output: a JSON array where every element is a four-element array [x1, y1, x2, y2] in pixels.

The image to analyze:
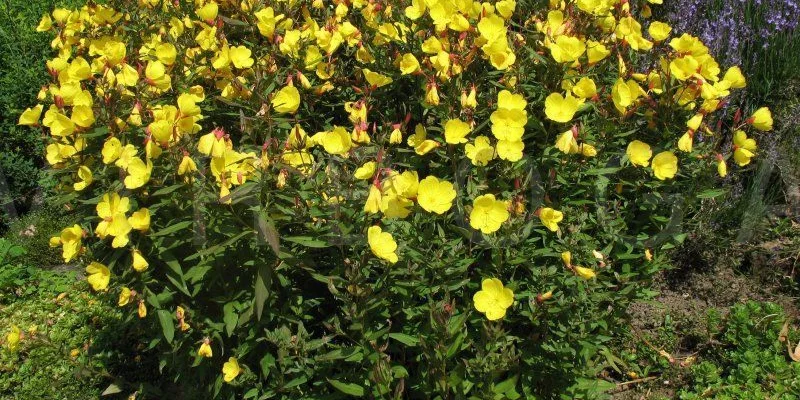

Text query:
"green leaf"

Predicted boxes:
[[157, 310, 175, 344], [492, 375, 518, 394], [151, 183, 186, 197], [283, 376, 308, 389], [101, 383, 123, 396], [259, 353, 275, 379], [446, 332, 466, 359], [328, 379, 365, 396], [584, 167, 622, 176], [697, 188, 728, 199], [388, 333, 419, 346], [185, 231, 253, 261], [254, 263, 272, 321], [284, 236, 330, 248], [223, 303, 238, 337], [257, 211, 281, 255], [152, 221, 193, 237]]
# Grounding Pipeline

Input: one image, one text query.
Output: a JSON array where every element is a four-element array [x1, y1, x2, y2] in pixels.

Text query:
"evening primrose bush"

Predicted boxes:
[[10, 0, 775, 398]]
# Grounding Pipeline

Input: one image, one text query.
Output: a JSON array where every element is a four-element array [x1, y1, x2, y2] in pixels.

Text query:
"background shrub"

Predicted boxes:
[[20, 0, 776, 399]]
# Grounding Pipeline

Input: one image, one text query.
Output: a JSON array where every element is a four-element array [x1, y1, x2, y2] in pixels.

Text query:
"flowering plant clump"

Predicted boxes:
[[12, 0, 773, 397]]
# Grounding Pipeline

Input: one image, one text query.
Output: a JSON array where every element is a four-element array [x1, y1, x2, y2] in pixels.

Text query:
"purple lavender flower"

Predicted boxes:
[[656, 0, 799, 67]]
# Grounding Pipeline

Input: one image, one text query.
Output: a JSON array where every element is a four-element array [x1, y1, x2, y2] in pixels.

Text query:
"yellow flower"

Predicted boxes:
[[469, 194, 510, 234], [86, 262, 110, 291], [196, 1, 218, 22], [549, 35, 586, 63], [198, 129, 231, 158], [678, 132, 693, 153], [574, 266, 596, 279], [129, 208, 150, 232], [498, 89, 527, 110], [155, 43, 177, 65], [465, 136, 496, 166], [271, 85, 301, 114], [354, 161, 376, 180], [255, 7, 284, 39], [36, 14, 52, 31], [6, 325, 21, 351], [102, 137, 122, 164], [473, 278, 514, 321], [145, 61, 171, 91], [717, 157, 728, 177], [544, 93, 581, 123], [555, 130, 579, 154], [572, 77, 597, 99], [364, 185, 382, 214], [229, 46, 254, 69], [132, 249, 149, 272], [496, 0, 517, 18], [669, 56, 700, 81], [612, 78, 643, 113], [687, 114, 703, 131], [748, 107, 772, 131], [733, 130, 757, 166], [626, 140, 652, 167], [586, 40, 610, 64], [461, 86, 478, 109], [367, 225, 398, 264], [414, 139, 439, 155], [581, 144, 598, 157], [124, 158, 152, 189], [198, 342, 213, 358], [380, 195, 413, 219], [73, 166, 93, 191], [398, 53, 420, 75], [316, 126, 352, 155], [383, 171, 419, 199], [362, 68, 393, 88], [561, 251, 572, 267], [490, 108, 527, 142], [138, 300, 147, 318], [222, 357, 242, 383], [118, 287, 132, 307], [50, 224, 83, 262], [417, 176, 456, 214], [48, 112, 75, 137], [722, 66, 746, 89], [18, 104, 43, 126], [496, 140, 524, 162], [651, 151, 678, 180], [443, 119, 471, 144], [389, 125, 403, 144], [178, 155, 197, 176], [539, 207, 563, 232], [96, 193, 132, 248], [425, 85, 440, 106], [648, 21, 672, 41]]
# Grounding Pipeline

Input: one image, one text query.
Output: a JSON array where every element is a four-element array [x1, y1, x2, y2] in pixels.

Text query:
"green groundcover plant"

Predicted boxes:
[[680, 302, 800, 399], [2, 0, 776, 398]]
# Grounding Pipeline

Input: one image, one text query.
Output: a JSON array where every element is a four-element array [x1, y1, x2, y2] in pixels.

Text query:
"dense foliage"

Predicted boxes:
[[0, 239, 124, 400], [680, 302, 800, 399], [4, 0, 776, 398]]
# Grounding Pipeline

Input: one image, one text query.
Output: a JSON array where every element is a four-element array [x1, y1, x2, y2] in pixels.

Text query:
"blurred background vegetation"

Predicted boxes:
[[0, 0, 797, 398]]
